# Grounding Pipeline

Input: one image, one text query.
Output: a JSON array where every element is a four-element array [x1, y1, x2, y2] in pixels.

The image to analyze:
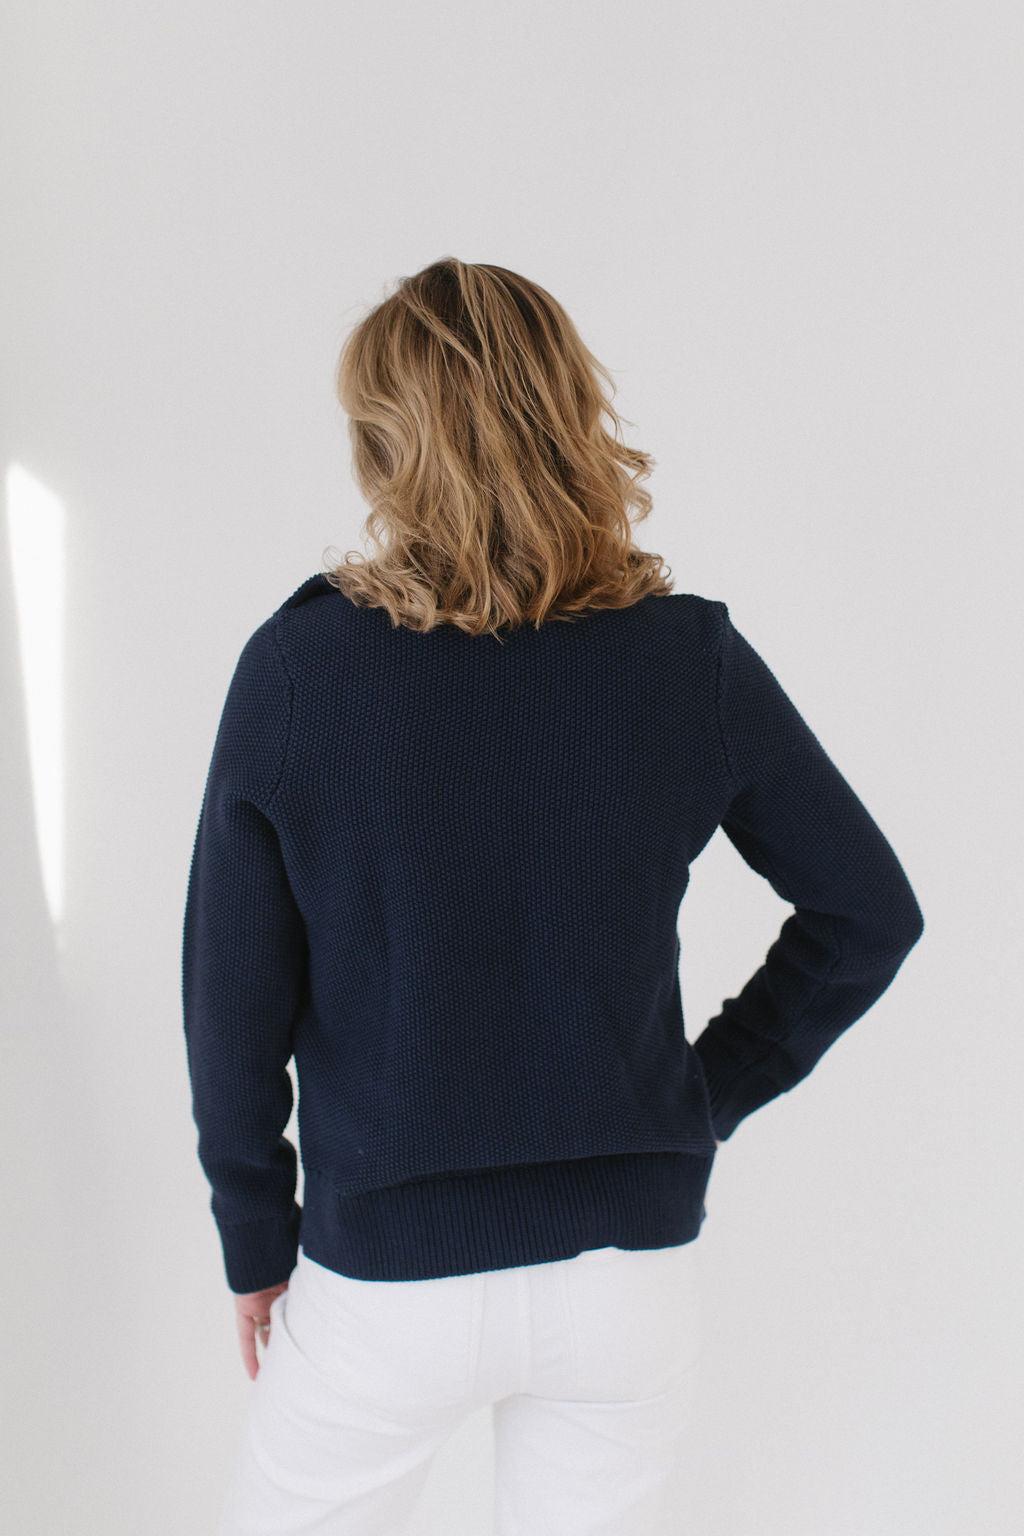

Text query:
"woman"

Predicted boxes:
[[182, 257, 924, 1535]]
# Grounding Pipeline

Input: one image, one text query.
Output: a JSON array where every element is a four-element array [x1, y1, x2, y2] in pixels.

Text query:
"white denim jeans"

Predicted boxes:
[[218, 1239, 704, 1535]]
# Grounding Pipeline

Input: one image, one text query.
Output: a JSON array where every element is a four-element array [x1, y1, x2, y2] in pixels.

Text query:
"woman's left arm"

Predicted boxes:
[[181, 616, 308, 1297]]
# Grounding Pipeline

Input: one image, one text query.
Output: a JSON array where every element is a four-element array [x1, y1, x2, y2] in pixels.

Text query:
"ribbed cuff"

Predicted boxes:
[[218, 1203, 303, 1294], [692, 1029, 787, 1141]]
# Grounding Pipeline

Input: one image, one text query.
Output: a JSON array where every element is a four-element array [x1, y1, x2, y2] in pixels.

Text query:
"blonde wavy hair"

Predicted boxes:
[[322, 257, 674, 636]]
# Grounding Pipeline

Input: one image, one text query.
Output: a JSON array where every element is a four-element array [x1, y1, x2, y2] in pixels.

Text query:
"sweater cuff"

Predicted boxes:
[[218, 1203, 302, 1294], [693, 1029, 788, 1142]]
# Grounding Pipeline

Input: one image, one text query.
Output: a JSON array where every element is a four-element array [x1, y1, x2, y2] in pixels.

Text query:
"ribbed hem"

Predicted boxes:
[[297, 1151, 716, 1282]]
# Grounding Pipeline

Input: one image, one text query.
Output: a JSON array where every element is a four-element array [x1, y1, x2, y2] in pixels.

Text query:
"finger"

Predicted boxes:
[[240, 1320, 258, 1380], [239, 1316, 269, 1381]]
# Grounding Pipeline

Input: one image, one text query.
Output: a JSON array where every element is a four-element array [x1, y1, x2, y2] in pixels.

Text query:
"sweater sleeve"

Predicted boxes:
[[692, 602, 925, 1142], [181, 615, 308, 1294]]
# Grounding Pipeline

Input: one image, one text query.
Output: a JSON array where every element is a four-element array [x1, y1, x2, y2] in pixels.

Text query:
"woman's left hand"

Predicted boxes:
[[234, 1283, 289, 1379]]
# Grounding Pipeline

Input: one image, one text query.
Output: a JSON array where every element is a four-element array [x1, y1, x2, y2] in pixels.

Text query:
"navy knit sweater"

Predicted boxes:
[[181, 575, 924, 1293]]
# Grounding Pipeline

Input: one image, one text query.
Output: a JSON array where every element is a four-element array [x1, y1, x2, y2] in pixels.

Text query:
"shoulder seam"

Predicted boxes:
[[713, 601, 739, 790], [265, 613, 295, 809]]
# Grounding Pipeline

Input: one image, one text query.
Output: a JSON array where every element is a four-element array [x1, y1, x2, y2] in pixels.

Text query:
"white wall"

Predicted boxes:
[[1, 2, 1020, 1532]]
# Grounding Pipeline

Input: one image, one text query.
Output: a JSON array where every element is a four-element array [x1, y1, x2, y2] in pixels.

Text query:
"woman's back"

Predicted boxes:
[[182, 574, 923, 1291]]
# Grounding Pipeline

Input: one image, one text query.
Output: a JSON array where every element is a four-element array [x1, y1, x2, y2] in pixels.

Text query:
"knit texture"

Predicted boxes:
[[182, 576, 924, 1292]]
